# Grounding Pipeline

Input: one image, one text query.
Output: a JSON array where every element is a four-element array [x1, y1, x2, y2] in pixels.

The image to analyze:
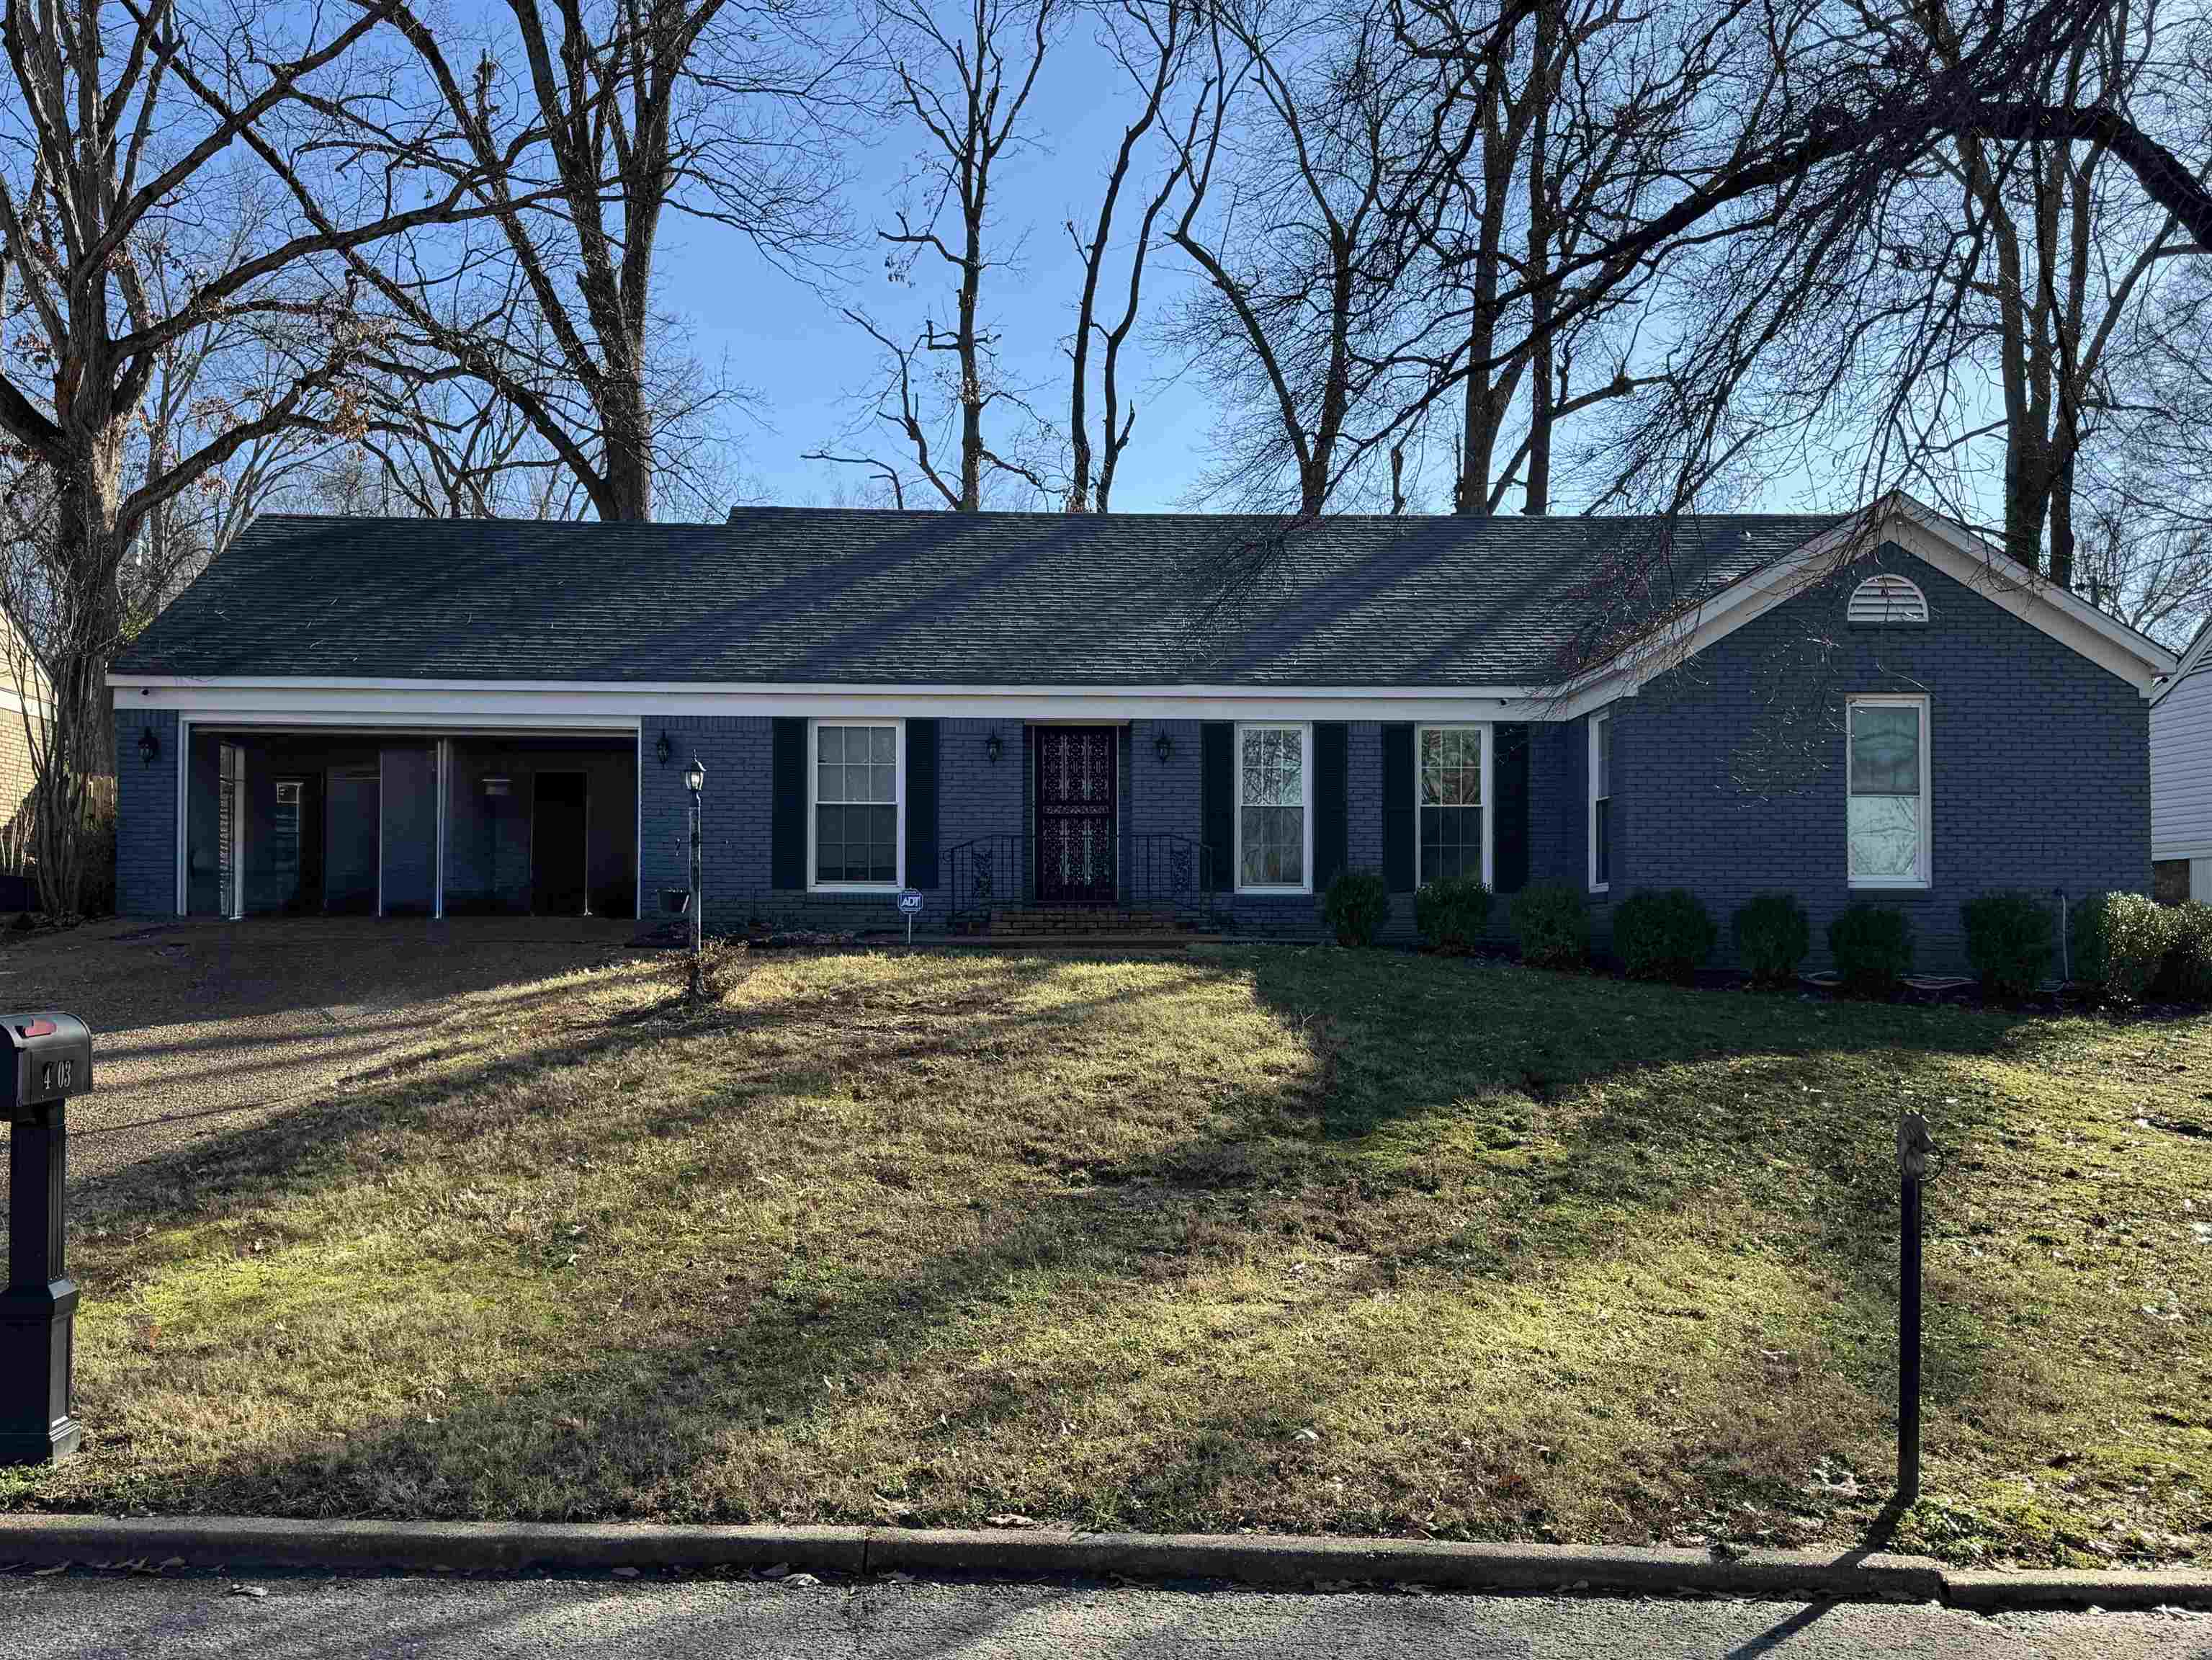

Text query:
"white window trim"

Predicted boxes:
[[1845, 694, 1932, 890], [1587, 710, 1611, 894], [1412, 722, 1492, 889], [806, 716, 905, 893], [1233, 720, 1314, 895]]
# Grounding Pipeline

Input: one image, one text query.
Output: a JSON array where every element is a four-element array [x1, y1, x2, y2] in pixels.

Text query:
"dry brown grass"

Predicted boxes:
[[1, 945, 2206, 1568]]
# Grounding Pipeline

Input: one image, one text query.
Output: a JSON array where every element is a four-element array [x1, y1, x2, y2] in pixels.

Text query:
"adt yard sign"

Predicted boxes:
[[897, 888, 923, 944]]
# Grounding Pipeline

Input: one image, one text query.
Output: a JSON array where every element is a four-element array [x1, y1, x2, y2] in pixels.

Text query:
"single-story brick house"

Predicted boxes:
[[107, 494, 2171, 970]]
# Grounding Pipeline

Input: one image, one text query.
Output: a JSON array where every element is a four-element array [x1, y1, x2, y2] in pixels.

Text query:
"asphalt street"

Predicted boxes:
[[1, 1570, 2206, 1659]]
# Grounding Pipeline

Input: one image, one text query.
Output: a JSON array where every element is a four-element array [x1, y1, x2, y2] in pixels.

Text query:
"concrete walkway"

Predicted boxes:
[[0, 916, 645, 1217], [1, 1570, 2205, 1659]]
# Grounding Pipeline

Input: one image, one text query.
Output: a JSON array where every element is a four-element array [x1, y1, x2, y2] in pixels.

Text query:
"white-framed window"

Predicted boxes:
[[1588, 710, 1612, 892], [1846, 695, 1930, 888], [1415, 723, 1490, 886], [809, 718, 903, 891], [1235, 721, 1312, 893]]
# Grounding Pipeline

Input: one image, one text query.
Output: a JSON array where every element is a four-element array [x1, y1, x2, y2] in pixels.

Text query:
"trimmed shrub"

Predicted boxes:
[[2162, 901, 2212, 1004], [1732, 892, 1810, 987], [1612, 888, 1717, 982], [1322, 867, 1390, 947], [2070, 891, 2175, 1004], [1510, 883, 1589, 969], [1960, 889, 2055, 1000], [1827, 903, 1915, 997], [1413, 873, 1494, 953]]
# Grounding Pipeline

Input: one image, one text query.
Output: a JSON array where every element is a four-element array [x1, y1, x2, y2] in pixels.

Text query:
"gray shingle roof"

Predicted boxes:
[[114, 508, 1841, 687]]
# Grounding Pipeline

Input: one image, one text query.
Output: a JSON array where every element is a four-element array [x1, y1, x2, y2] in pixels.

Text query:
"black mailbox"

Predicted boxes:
[[1, 1012, 91, 1110], [2, 1008, 92, 1465]]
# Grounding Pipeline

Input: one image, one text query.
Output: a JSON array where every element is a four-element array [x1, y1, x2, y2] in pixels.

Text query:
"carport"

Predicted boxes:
[[182, 726, 639, 919]]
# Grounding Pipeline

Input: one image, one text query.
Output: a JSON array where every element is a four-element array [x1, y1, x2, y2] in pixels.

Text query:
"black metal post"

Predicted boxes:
[[688, 782, 704, 998], [1, 1099, 80, 1464], [1897, 1110, 1933, 1505]]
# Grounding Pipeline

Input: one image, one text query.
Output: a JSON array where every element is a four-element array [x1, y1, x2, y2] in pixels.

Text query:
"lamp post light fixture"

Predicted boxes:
[[685, 758, 707, 996], [655, 731, 673, 767], [1153, 729, 1173, 765], [136, 727, 159, 765]]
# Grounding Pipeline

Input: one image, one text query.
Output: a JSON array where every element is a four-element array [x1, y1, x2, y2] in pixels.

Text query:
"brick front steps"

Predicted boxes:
[[986, 907, 1194, 935]]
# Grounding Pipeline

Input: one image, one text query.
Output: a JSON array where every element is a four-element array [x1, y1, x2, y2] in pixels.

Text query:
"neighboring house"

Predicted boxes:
[[107, 494, 2171, 970], [0, 616, 49, 880], [2152, 619, 2212, 901]]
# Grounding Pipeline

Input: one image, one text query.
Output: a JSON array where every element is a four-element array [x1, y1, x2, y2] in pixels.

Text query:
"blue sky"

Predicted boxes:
[[662, 31, 1229, 515], [648, 22, 1997, 527]]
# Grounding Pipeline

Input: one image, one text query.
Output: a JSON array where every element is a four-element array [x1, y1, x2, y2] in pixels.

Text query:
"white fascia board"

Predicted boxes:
[[2152, 615, 2212, 708], [1879, 495, 2177, 685], [2154, 839, 2212, 862], [1558, 495, 2177, 705], [110, 679, 1554, 723]]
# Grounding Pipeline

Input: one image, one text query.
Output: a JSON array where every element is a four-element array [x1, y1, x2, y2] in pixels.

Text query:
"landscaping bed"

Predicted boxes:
[[1, 945, 2206, 1568]]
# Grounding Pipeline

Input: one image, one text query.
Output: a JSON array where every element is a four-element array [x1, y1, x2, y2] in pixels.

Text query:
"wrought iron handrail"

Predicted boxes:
[[945, 832, 1219, 927]]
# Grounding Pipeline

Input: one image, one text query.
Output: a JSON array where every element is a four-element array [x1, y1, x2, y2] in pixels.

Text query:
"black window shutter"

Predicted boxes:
[[1314, 721, 1348, 891], [1494, 723, 1531, 893], [905, 718, 939, 889], [771, 717, 807, 890], [1201, 722, 1234, 892], [1382, 723, 1415, 891]]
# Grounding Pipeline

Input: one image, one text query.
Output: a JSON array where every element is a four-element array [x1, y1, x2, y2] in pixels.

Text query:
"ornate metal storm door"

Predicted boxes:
[[1034, 727, 1118, 903]]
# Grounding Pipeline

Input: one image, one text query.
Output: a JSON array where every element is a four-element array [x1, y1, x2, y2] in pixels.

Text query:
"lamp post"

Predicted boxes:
[[685, 758, 706, 998], [1897, 1109, 1935, 1504]]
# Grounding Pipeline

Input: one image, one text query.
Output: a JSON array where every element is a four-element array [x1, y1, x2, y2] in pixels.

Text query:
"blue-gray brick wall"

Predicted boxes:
[[640, 716, 773, 932], [1611, 547, 2149, 973], [115, 709, 178, 914], [939, 717, 1026, 903]]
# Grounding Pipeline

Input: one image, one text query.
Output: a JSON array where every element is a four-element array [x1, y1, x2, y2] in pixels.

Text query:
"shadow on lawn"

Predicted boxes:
[[35, 946, 2064, 1553]]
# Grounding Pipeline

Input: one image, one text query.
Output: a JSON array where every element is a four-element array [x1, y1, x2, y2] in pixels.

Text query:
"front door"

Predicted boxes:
[[325, 769, 380, 914], [1034, 726, 1117, 904], [532, 772, 590, 915]]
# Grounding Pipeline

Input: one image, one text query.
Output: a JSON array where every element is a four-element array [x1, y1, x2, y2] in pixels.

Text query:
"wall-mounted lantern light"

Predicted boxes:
[[655, 731, 673, 767], [985, 731, 1003, 765], [1153, 729, 1173, 765], [137, 727, 159, 765]]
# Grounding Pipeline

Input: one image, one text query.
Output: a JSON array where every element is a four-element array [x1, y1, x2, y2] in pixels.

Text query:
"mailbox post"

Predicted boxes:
[[1, 1012, 93, 1466]]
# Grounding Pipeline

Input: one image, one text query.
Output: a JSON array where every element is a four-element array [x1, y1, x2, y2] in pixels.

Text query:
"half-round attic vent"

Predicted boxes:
[[1848, 573, 1929, 625]]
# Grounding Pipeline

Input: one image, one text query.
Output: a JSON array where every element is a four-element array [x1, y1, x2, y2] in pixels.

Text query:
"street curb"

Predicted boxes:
[[0, 1516, 870, 1577], [1944, 1568, 2212, 1612], [863, 1529, 1946, 1602], [0, 1515, 2202, 1610], [0, 1515, 1945, 1601]]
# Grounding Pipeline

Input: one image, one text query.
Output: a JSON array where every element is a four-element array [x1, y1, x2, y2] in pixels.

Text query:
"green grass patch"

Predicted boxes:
[[3, 945, 2207, 1566]]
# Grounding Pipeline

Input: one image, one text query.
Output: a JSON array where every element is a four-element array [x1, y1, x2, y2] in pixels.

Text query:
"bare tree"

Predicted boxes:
[[1164, 0, 1420, 514], [1063, 0, 1202, 511], [815, 0, 1063, 510], [297, 0, 849, 525], [0, 0, 527, 909]]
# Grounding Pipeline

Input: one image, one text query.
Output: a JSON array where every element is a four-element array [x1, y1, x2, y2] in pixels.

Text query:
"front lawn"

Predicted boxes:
[[3, 945, 2206, 1567]]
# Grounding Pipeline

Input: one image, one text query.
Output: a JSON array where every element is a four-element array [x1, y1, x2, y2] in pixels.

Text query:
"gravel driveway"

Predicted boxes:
[[0, 916, 647, 1221]]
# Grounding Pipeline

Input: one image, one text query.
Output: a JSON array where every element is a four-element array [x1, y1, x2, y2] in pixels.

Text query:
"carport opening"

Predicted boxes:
[[185, 730, 637, 919]]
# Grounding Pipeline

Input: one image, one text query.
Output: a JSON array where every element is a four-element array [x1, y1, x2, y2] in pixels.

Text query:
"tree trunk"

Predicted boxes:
[[35, 450, 131, 914], [2001, 426, 2054, 575], [958, 206, 985, 512], [601, 370, 656, 522], [1522, 0, 1555, 515]]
